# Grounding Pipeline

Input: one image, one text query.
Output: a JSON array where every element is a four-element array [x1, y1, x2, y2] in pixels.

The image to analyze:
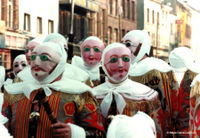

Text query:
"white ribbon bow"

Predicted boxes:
[[100, 88, 126, 117]]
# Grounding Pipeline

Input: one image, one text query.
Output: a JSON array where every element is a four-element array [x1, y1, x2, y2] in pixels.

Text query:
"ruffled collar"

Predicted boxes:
[[72, 56, 100, 80], [93, 79, 157, 117], [129, 57, 172, 76], [4, 66, 93, 99]]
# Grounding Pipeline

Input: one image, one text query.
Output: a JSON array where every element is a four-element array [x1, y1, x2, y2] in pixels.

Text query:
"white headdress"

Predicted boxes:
[[44, 33, 68, 50], [83, 36, 103, 43], [107, 111, 156, 138], [5, 42, 92, 98], [169, 47, 199, 73], [13, 54, 28, 76], [0, 66, 5, 89], [28, 37, 43, 45], [122, 30, 151, 63]]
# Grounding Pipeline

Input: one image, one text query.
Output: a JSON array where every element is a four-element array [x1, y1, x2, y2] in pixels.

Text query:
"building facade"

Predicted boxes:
[[137, 0, 193, 61], [107, 0, 137, 44], [176, 0, 192, 48], [59, 0, 137, 58], [0, 0, 59, 69]]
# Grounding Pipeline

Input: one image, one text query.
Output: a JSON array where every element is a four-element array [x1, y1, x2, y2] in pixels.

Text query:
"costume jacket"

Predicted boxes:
[[93, 78, 164, 137], [128, 57, 173, 138]]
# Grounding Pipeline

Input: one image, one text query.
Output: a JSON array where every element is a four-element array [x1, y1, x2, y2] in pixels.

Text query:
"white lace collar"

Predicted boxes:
[[72, 56, 100, 80], [129, 57, 172, 76]]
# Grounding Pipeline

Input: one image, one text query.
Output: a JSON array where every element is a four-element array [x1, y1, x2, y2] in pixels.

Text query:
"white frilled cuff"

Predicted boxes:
[[0, 115, 8, 125], [68, 123, 86, 138]]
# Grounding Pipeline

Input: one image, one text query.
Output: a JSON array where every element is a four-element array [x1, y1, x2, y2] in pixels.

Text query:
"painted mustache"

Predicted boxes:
[[31, 66, 47, 72], [88, 57, 98, 60], [107, 68, 128, 76]]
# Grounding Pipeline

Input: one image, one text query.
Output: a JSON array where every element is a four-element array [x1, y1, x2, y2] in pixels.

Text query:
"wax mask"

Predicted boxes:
[[30, 46, 60, 82], [13, 55, 28, 75], [121, 35, 141, 63], [25, 41, 41, 64], [81, 39, 104, 67], [121, 30, 151, 63], [104, 47, 131, 83]]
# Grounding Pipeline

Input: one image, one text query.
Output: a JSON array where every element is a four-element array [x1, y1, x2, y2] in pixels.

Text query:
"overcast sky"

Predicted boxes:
[[187, 0, 200, 10]]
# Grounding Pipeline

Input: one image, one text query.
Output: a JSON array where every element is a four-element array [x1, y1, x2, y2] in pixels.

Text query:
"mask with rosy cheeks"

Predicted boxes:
[[25, 38, 43, 64], [104, 47, 131, 83], [30, 46, 60, 82], [13, 54, 28, 75], [81, 37, 104, 67]]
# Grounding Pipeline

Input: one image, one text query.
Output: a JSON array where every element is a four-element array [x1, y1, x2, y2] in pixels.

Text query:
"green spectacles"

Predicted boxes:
[[30, 54, 49, 61], [83, 47, 101, 52], [110, 56, 130, 63]]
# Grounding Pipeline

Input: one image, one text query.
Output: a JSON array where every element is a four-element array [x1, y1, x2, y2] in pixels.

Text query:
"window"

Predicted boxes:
[[48, 20, 54, 34], [115, 0, 118, 16], [152, 33, 155, 46], [127, 0, 130, 19], [109, 0, 112, 15], [147, 8, 149, 23], [122, 0, 125, 17], [122, 29, 126, 38], [152, 10, 154, 24], [108, 27, 112, 44], [0, 1, 1, 16], [114, 28, 118, 42], [170, 23, 173, 34], [37, 17, 42, 34], [132, 1, 135, 21], [157, 12, 159, 25], [7, 1, 13, 28], [101, 9, 105, 39], [24, 13, 30, 31], [186, 24, 191, 38]]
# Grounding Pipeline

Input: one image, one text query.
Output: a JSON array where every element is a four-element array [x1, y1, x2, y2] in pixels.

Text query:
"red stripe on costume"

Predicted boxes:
[[15, 98, 23, 138], [162, 74, 172, 114], [47, 93, 60, 137], [15, 92, 35, 138], [37, 92, 61, 138], [38, 96, 54, 138], [46, 95, 56, 138]]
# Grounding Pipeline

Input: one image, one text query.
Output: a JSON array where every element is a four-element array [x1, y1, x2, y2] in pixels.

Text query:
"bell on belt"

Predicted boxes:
[[29, 100, 40, 123], [29, 111, 40, 122]]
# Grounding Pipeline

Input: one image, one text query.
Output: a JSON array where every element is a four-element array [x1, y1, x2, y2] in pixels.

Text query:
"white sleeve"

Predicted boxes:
[[68, 123, 86, 138]]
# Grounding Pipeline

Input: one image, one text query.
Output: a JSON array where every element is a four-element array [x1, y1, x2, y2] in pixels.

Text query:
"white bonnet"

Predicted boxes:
[[122, 30, 151, 63], [169, 47, 195, 72], [83, 36, 103, 43], [13, 54, 27, 64], [107, 111, 156, 138], [29, 37, 43, 45], [43, 33, 68, 50]]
